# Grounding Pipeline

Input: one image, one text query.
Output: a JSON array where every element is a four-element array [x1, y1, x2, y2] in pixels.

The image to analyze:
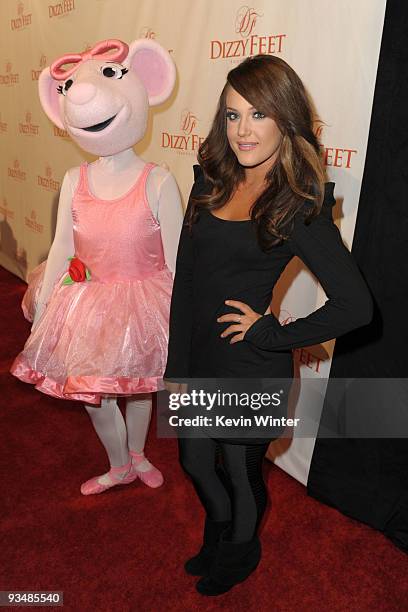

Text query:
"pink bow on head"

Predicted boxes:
[[50, 39, 129, 81]]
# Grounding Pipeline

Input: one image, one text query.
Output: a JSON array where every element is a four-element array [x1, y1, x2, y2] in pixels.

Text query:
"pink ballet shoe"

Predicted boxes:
[[129, 450, 164, 488], [80, 459, 138, 495]]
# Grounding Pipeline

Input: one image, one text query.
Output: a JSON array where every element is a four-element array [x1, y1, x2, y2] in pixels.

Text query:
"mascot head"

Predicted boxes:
[[39, 38, 176, 156]]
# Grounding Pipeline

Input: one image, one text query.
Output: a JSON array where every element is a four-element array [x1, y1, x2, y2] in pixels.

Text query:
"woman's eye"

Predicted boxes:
[[226, 111, 239, 121], [253, 111, 265, 119], [101, 65, 128, 79], [57, 79, 73, 95]]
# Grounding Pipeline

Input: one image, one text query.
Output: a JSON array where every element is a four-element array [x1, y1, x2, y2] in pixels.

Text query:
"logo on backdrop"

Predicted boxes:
[[180, 110, 199, 136], [37, 164, 60, 191], [314, 119, 325, 140], [235, 6, 261, 37], [53, 125, 69, 139], [139, 26, 156, 39], [0, 61, 19, 86], [10, 1, 32, 31], [0, 198, 15, 221], [19, 111, 40, 136], [0, 113, 8, 133], [314, 118, 357, 170], [31, 55, 47, 81], [48, 0, 76, 18], [8, 159, 26, 181], [139, 27, 173, 54], [25, 209, 44, 234], [279, 309, 323, 373], [210, 5, 286, 61], [161, 109, 205, 155], [279, 309, 296, 326], [293, 347, 323, 374]]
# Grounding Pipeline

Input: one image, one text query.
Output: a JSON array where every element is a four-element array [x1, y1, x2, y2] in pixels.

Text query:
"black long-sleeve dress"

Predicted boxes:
[[164, 166, 372, 441]]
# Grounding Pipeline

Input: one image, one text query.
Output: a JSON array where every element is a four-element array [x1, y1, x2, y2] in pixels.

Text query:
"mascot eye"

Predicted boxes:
[[101, 65, 128, 79], [57, 78, 73, 95]]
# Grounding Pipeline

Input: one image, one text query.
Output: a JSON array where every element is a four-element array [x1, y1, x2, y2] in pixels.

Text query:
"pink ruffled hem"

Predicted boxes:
[[11, 355, 164, 405]]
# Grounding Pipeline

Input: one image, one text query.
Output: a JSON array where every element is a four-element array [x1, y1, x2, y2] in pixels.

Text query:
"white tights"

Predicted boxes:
[[84, 394, 153, 470]]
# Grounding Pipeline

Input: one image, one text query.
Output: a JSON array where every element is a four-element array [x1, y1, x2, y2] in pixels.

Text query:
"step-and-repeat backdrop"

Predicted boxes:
[[0, 0, 386, 482]]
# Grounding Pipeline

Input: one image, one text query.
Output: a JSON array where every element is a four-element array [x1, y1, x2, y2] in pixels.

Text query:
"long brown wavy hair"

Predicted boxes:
[[188, 54, 325, 250]]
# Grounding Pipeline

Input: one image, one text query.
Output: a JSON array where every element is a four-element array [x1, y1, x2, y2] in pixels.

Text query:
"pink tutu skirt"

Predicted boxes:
[[12, 268, 173, 404]]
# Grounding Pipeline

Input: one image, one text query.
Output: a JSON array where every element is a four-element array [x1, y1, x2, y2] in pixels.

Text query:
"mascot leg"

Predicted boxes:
[[125, 394, 164, 488], [81, 397, 137, 496]]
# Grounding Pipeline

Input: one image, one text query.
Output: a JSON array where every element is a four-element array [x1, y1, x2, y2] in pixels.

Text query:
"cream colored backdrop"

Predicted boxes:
[[0, 0, 386, 483]]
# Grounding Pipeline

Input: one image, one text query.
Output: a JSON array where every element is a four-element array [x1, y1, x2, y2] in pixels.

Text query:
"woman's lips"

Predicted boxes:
[[238, 143, 258, 151]]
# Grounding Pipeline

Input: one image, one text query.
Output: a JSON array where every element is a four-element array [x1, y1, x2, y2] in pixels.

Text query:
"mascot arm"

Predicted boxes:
[[32, 171, 75, 329], [148, 168, 183, 276]]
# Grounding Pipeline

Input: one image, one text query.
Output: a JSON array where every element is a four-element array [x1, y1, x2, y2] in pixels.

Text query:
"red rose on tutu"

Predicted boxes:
[[69, 257, 86, 282], [62, 256, 91, 285]]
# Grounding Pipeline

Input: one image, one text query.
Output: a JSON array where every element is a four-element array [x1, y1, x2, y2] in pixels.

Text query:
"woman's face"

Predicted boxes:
[[225, 86, 282, 172]]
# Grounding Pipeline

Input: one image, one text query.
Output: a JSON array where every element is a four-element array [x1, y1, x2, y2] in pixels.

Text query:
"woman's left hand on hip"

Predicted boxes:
[[217, 300, 262, 344]]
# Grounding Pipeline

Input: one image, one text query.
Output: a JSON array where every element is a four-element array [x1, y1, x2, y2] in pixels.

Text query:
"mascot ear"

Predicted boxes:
[[125, 39, 176, 106], [38, 67, 65, 129]]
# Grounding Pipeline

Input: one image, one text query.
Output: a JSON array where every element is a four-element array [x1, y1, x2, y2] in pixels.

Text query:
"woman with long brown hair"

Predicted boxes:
[[164, 55, 372, 596]]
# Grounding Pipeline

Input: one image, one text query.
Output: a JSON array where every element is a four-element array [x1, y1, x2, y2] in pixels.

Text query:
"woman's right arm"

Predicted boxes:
[[32, 171, 75, 329]]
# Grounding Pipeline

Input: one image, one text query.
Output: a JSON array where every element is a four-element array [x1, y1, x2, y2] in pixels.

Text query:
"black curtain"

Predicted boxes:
[[307, 0, 408, 553]]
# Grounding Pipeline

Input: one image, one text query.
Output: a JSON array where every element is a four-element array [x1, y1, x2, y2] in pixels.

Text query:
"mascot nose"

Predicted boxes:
[[67, 82, 97, 105]]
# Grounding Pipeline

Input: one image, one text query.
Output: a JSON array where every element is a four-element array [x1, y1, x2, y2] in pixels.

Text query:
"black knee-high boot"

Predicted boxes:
[[184, 518, 231, 576], [195, 531, 262, 596]]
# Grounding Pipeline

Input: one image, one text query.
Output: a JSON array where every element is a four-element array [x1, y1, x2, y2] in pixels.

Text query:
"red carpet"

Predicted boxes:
[[1, 265, 407, 611]]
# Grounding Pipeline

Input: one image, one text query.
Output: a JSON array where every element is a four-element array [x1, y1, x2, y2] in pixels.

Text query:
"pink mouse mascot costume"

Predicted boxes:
[[11, 39, 183, 495]]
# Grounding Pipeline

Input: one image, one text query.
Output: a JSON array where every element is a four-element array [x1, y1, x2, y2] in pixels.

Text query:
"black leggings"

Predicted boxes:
[[178, 437, 270, 543]]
